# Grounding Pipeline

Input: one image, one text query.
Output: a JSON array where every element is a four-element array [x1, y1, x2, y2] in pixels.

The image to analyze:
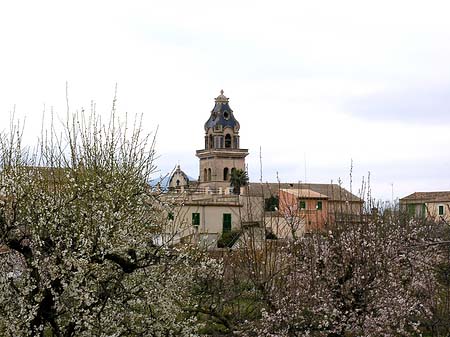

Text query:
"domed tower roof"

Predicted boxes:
[[204, 90, 240, 132]]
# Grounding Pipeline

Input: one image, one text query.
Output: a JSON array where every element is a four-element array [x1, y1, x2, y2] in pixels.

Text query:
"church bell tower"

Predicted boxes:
[[196, 90, 249, 191]]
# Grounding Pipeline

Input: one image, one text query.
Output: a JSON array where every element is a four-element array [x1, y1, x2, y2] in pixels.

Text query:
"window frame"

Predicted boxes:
[[223, 213, 232, 233], [299, 200, 306, 210], [192, 212, 200, 226]]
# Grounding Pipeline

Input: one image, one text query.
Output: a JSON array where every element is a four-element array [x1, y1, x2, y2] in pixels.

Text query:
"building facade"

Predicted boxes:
[[400, 191, 450, 223], [279, 188, 329, 232]]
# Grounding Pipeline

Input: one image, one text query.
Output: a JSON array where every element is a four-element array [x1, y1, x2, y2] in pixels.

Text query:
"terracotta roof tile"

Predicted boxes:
[[400, 191, 450, 203], [246, 182, 363, 202], [280, 188, 329, 199]]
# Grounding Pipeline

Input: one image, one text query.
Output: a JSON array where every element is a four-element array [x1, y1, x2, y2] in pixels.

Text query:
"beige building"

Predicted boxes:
[[163, 91, 362, 247], [400, 191, 450, 223], [163, 91, 262, 248]]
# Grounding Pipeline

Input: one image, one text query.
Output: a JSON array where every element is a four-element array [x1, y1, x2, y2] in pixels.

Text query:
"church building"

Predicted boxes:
[[164, 90, 362, 248], [165, 91, 262, 248]]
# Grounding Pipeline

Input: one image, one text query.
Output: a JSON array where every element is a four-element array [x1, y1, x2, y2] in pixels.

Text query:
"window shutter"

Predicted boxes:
[[408, 204, 415, 216], [223, 213, 232, 233], [192, 213, 200, 226]]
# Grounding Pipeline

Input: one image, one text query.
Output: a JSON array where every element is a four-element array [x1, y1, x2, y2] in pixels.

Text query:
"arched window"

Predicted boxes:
[[176, 179, 180, 186], [208, 168, 212, 182], [223, 167, 229, 181], [225, 134, 231, 148], [204, 168, 207, 182], [209, 134, 214, 149]]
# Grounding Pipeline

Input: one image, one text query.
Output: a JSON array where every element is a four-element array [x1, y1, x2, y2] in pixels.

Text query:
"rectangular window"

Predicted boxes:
[[299, 200, 306, 210], [192, 213, 200, 226], [317, 201, 322, 210], [223, 213, 232, 233], [168, 212, 174, 220], [439, 205, 444, 216]]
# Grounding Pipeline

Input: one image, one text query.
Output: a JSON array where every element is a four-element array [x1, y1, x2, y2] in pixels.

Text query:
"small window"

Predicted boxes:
[[223, 167, 229, 181], [192, 213, 200, 226], [168, 212, 174, 220], [299, 200, 306, 210], [223, 111, 230, 120], [439, 205, 444, 216], [223, 213, 231, 233], [317, 201, 322, 210]]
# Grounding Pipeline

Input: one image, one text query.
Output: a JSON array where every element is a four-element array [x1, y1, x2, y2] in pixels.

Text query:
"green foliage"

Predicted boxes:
[[229, 169, 248, 195], [264, 195, 279, 211]]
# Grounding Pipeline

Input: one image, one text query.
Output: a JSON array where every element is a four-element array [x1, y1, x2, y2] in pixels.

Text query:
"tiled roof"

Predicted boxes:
[[246, 182, 363, 202], [400, 191, 450, 203], [280, 188, 329, 199]]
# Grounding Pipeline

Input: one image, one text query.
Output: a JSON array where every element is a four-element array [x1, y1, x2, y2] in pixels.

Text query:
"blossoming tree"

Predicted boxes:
[[0, 113, 199, 336]]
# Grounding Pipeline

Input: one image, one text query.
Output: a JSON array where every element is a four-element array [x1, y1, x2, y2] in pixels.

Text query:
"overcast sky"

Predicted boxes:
[[0, 0, 449, 201]]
